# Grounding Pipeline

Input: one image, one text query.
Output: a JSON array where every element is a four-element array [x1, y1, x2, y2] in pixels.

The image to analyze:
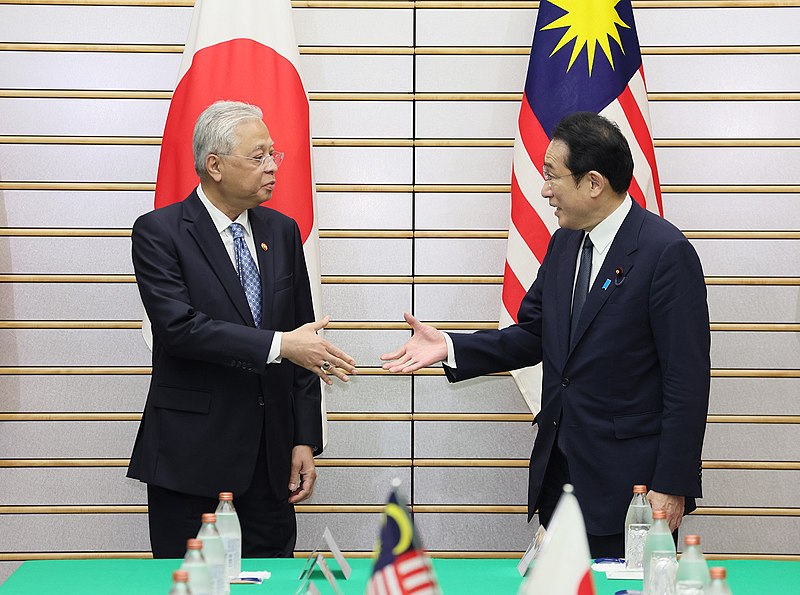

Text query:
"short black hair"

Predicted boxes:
[[551, 112, 634, 194]]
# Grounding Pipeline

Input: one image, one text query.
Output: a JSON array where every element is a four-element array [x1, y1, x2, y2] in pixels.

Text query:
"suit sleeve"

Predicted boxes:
[[649, 238, 710, 498], [443, 233, 553, 382], [132, 212, 273, 373], [287, 221, 323, 453]]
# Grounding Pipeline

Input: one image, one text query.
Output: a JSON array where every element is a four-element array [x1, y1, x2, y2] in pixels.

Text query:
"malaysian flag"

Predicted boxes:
[[502, 0, 663, 415], [366, 487, 440, 595]]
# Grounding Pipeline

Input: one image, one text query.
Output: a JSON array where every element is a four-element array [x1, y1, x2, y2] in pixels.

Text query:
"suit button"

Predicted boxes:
[[553, 421, 557, 427], [561, 378, 570, 388]]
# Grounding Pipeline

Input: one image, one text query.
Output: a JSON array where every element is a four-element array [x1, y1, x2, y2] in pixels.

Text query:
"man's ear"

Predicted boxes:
[[205, 154, 223, 182], [587, 170, 605, 197]]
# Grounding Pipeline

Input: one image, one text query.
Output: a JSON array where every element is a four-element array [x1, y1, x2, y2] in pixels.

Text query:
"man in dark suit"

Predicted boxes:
[[128, 101, 356, 559], [381, 112, 710, 557]]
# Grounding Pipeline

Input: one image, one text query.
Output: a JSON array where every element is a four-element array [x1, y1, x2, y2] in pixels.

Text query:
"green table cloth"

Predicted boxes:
[[2, 557, 796, 594]]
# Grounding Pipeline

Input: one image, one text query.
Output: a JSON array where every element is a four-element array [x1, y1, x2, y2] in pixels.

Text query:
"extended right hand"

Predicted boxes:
[[380, 312, 448, 373], [281, 316, 357, 385]]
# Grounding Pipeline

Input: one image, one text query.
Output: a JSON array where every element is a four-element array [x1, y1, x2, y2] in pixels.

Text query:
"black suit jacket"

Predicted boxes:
[[127, 190, 321, 500], [445, 200, 710, 535]]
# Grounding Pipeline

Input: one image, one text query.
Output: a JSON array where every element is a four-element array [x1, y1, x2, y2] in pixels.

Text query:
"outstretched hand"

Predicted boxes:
[[380, 312, 448, 373], [281, 316, 357, 385]]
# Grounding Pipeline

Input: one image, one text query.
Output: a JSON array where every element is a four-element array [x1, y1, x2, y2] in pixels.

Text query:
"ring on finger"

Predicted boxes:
[[321, 361, 332, 373]]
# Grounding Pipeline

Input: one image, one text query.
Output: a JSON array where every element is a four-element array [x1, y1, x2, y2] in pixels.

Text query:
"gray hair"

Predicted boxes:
[[192, 100, 264, 178]]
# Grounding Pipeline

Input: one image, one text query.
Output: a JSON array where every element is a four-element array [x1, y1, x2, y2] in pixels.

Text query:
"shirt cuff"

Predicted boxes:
[[267, 331, 283, 364], [443, 332, 457, 368]]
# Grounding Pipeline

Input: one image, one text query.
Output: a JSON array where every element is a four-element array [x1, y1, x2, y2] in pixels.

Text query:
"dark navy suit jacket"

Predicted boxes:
[[127, 191, 321, 500], [445, 200, 710, 535]]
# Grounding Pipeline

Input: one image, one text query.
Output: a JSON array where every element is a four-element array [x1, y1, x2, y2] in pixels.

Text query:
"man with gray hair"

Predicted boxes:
[[128, 100, 356, 558]]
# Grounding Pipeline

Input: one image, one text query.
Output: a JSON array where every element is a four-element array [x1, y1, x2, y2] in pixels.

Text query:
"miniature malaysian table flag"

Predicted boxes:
[[366, 486, 440, 595]]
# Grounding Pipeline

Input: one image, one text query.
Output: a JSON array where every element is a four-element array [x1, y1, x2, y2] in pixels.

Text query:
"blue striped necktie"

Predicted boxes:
[[229, 222, 262, 328]]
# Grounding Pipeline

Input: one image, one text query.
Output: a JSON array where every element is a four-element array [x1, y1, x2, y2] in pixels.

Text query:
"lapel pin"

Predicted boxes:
[[602, 279, 611, 291], [614, 267, 626, 287], [260, 242, 268, 252]]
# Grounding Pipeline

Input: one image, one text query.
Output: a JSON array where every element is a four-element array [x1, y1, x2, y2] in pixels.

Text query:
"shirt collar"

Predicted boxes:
[[587, 195, 632, 255], [196, 184, 250, 236]]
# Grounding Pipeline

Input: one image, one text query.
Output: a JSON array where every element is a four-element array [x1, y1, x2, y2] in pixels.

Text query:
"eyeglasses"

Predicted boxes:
[[218, 151, 285, 169], [542, 169, 582, 183]]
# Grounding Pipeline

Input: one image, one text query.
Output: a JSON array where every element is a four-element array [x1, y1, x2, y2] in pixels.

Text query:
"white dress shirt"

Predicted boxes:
[[197, 184, 282, 364]]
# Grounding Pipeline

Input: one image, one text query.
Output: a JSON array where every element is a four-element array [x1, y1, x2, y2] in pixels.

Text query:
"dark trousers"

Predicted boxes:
[[536, 445, 625, 559], [147, 429, 296, 559]]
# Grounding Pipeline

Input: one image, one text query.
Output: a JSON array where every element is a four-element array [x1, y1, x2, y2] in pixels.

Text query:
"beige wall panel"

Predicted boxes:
[[415, 513, 536, 551], [0, 98, 170, 136], [698, 469, 799, 508], [710, 331, 800, 370], [691, 239, 800, 277], [0, 190, 151, 228], [310, 101, 413, 139], [415, 238, 506, 276], [415, 101, 519, 140], [710, 378, 800, 416], [319, 238, 412, 275], [312, 147, 413, 185], [0, 329, 149, 366], [664, 194, 800, 232], [415, 375, 530, 414], [306, 467, 412, 505], [297, 512, 382, 551], [323, 329, 409, 366], [656, 147, 800, 185], [680, 516, 800, 555], [0, 52, 180, 91], [0, 376, 149, 413], [0, 514, 149, 552], [0, 5, 191, 44], [0, 468, 146, 506], [637, 8, 800, 45], [643, 54, 800, 93], [702, 423, 800, 461], [415, 193, 510, 230], [319, 421, 411, 459], [649, 102, 800, 140], [414, 421, 536, 459], [416, 55, 528, 93], [294, 8, 414, 46], [416, 9, 537, 47], [0, 284, 142, 320], [0, 145, 159, 184], [0, 421, 138, 458], [707, 285, 800, 324], [414, 467, 528, 505], [300, 55, 413, 93], [414, 283, 502, 321], [0, 237, 132, 274], [415, 146, 511, 184], [324, 375, 411, 414], [317, 192, 413, 230], [321, 283, 411, 321]]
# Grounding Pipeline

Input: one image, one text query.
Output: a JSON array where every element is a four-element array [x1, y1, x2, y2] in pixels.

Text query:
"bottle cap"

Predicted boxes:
[[710, 567, 727, 580], [201, 513, 217, 523], [219, 492, 234, 501], [652, 509, 667, 519], [684, 534, 701, 546], [173, 570, 189, 582], [633, 485, 647, 494], [186, 538, 203, 550]]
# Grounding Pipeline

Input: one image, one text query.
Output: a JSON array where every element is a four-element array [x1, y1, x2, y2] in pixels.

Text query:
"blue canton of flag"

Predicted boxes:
[[366, 487, 440, 595]]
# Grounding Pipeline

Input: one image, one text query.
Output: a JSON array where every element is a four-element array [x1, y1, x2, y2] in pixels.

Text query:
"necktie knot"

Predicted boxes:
[[582, 234, 593, 251], [229, 222, 245, 240]]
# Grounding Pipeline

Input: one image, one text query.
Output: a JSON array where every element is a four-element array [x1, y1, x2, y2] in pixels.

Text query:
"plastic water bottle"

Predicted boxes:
[[643, 509, 677, 595], [181, 538, 212, 595], [168, 569, 191, 595], [676, 534, 710, 594], [706, 567, 732, 594], [215, 492, 242, 581], [624, 484, 653, 569], [197, 513, 230, 595]]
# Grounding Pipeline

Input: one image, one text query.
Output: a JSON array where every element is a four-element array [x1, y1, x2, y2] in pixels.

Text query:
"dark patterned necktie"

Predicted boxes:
[[570, 233, 593, 346], [229, 222, 262, 327]]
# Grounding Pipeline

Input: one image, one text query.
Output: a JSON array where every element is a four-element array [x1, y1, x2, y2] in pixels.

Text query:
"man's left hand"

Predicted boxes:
[[288, 445, 317, 504], [647, 490, 685, 532]]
